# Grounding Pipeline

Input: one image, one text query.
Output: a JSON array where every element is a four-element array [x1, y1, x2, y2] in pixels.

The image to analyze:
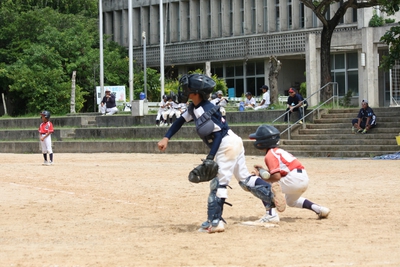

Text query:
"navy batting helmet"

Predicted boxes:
[[40, 110, 51, 119], [178, 74, 216, 103], [249, 125, 280, 150]]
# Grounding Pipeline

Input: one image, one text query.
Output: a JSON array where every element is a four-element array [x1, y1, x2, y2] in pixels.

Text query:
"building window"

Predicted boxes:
[[263, 0, 268, 33], [299, 2, 305, 28], [251, 0, 256, 33], [352, 7, 357, 22], [325, 4, 330, 20], [240, 0, 245, 34], [212, 61, 265, 98], [166, 3, 170, 43], [207, 0, 211, 38], [230, 0, 234, 36], [331, 53, 359, 96], [187, 2, 190, 39], [287, 0, 292, 30], [218, 1, 222, 37], [275, 0, 280, 31]]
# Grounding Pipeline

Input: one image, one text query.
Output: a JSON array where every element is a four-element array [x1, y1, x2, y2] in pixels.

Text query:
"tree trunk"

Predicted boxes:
[[320, 25, 334, 103], [70, 71, 76, 114], [268, 56, 282, 104]]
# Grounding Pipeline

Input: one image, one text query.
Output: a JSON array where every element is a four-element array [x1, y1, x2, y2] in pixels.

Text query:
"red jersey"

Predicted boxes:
[[265, 147, 304, 177], [38, 121, 54, 134]]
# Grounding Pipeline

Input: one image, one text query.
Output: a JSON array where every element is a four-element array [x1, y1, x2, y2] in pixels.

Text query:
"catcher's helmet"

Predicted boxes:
[[249, 125, 280, 150], [178, 74, 216, 103], [40, 110, 51, 119]]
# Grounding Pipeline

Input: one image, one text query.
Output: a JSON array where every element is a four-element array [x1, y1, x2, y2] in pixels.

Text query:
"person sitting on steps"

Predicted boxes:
[[351, 99, 377, 134]]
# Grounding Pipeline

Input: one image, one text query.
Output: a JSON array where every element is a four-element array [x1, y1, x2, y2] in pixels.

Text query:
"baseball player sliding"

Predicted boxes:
[[243, 125, 330, 225], [157, 74, 285, 233]]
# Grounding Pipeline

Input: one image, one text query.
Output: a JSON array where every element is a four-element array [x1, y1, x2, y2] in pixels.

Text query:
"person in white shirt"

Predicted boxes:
[[162, 96, 182, 126], [156, 95, 168, 126], [244, 92, 256, 109], [254, 85, 270, 110], [210, 90, 228, 117]]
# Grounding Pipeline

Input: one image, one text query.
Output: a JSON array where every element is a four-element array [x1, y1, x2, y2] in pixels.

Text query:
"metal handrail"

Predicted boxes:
[[272, 82, 339, 140]]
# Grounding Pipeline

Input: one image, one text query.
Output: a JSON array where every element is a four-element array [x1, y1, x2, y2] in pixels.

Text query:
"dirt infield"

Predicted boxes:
[[1, 153, 399, 267]]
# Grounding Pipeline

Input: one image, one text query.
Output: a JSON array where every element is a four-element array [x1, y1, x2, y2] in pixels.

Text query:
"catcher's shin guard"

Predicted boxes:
[[239, 176, 273, 210], [201, 178, 230, 229]]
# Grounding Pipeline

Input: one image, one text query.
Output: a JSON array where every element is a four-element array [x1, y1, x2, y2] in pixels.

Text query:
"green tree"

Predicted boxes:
[[378, 0, 400, 70], [134, 68, 161, 101], [0, 6, 130, 115], [300, 1, 381, 101]]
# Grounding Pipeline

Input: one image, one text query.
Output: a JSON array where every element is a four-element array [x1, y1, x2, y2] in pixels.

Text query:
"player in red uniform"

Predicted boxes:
[[38, 111, 54, 165], [246, 124, 330, 225]]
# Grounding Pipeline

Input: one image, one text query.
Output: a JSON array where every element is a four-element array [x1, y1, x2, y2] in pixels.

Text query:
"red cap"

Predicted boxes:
[[288, 88, 295, 93]]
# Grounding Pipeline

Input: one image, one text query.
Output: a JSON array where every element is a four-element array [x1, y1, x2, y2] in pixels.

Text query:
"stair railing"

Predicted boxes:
[[272, 82, 339, 140]]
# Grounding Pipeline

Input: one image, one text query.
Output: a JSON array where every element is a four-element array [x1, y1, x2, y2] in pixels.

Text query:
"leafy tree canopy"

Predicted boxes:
[[0, 3, 130, 116]]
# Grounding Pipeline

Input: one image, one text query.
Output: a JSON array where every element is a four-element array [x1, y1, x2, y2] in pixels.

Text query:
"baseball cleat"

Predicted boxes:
[[318, 206, 330, 219], [42, 161, 48, 166], [198, 220, 225, 233], [242, 214, 280, 227], [271, 182, 286, 212]]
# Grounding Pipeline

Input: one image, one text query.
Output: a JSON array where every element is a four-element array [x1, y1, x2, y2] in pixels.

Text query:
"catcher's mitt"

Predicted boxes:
[[188, 159, 219, 183]]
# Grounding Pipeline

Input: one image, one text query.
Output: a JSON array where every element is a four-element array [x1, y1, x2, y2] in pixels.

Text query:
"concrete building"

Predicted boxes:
[[102, 0, 400, 107]]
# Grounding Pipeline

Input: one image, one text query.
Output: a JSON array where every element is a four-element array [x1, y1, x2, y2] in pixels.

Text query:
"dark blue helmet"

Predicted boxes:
[[249, 125, 280, 150], [178, 74, 216, 103], [40, 110, 51, 119]]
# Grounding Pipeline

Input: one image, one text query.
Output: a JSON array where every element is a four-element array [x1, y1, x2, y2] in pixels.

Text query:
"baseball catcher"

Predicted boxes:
[[158, 74, 282, 233], [188, 158, 219, 183]]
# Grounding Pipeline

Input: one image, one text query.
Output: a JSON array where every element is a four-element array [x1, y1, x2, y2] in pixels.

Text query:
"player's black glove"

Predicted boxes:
[[188, 159, 219, 183]]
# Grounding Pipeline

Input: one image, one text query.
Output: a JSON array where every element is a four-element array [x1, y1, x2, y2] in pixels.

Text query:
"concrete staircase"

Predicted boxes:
[[279, 107, 400, 157], [0, 107, 399, 157]]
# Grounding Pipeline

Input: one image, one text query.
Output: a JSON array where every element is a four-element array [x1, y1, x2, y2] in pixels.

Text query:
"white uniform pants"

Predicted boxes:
[[214, 130, 251, 199], [40, 134, 53, 154], [279, 169, 309, 208], [162, 109, 181, 120]]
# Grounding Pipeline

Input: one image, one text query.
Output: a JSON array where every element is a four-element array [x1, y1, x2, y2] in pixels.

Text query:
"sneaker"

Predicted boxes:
[[46, 161, 53, 166], [271, 182, 286, 212], [298, 120, 303, 124], [42, 161, 48, 166], [357, 128, 363, 133], [351, 126, 355, 134], [362, 129, 367, 134], [159, 121, 164, 127], [318, 206, 330, 219], [198, 220, 225, 233]]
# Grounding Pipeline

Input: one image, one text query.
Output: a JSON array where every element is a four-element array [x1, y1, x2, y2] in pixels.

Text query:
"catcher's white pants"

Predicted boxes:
[[214, 130, 251, 199], [279, 169, 309, 208], [40, 134, 53, 154]]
